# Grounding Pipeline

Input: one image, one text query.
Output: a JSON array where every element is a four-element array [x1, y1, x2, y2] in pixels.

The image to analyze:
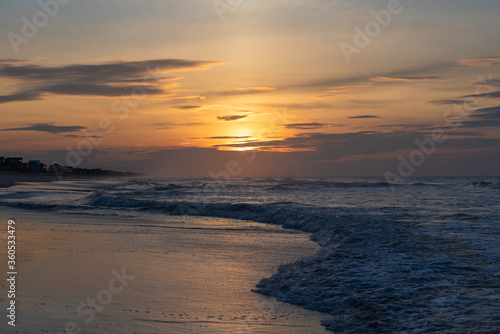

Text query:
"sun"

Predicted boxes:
[[231, 147, 255, 152]]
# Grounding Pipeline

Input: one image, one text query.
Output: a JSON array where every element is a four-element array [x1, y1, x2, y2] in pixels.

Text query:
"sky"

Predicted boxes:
[[0, 0, 499, 177]]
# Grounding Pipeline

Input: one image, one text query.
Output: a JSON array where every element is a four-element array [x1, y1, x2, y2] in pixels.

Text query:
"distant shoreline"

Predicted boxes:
[[0, 172, 136, 188]]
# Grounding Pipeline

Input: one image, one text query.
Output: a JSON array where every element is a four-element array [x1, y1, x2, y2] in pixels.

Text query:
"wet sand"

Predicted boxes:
[[1, 208, 328, 333]]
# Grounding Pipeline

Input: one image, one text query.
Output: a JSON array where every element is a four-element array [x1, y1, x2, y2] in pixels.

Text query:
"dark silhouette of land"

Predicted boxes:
[[0, 156, 140, 188]]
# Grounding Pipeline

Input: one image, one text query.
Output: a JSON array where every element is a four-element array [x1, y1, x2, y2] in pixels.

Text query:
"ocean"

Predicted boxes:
[[1, 176, 500, 333]]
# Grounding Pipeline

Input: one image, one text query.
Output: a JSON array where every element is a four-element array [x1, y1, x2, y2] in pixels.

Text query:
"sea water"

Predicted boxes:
[[1, 176, 499, 332]]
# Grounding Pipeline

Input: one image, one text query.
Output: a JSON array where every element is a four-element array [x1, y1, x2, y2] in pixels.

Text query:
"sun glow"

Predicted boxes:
[[231, 147, 256, 152]]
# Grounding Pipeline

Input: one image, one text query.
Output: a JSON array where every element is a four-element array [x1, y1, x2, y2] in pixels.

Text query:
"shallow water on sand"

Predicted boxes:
[[4, 208, 328, 333]]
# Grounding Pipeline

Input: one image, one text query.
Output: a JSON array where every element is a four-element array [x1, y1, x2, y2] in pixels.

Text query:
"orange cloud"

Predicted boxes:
[[234, 87, 276, 92], [458, 57, 500, 67], [370, 76, 443, 82], [316, 83, 372, 98], [316, 76, 443, 99]]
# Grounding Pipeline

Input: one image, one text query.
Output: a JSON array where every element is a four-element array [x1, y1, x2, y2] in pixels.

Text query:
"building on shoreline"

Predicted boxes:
[[0, 156, 136, 177], [0, 157, 25, 172]]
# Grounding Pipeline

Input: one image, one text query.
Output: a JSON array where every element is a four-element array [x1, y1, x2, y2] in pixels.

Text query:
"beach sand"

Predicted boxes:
[[1, 208, 328, 333]]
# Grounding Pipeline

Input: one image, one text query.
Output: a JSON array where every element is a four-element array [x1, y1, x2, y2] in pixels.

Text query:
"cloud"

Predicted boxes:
[[289, 62, 454, 92], [433, 78, 500, 104], [258, 102, 334, 110], [314, 62, 458, 99], [211, 129, 500, 165], [429, 77, 500, 106], [151, 121, 207, 129], [0, 91, 42, 103], [0, 59, 220, 81], [119, 149, 153, 156], [0, 59, 223, 103], [348, 115, 381, 119], [234, 87, 276, 92], [206, 136, 251, 139], [285, 123, 328, 130], [42, 82, 164, 97], [317, 76, 445, 99], [316, 83, 373, 98], [65, 134, 103, 139], [429, 99, 465, 105], [0, 123, 86, 134], [462, 105, 500, 128], [458, 57, 500, 67], [471, 78, 500, 88], [174, 105, 202, 110], [217, 115, 248, 121], [370, 76, 442, 82], [0, 59, 27, 63], [169, 95, 206, 101], [462, 91, 500, 100], [213, 131, 418, 154], [215, 87, 277, 96]]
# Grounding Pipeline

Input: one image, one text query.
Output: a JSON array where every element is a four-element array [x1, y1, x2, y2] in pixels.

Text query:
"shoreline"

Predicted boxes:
[[1, 207, 328, 333], [0, 172, 134, 188]]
